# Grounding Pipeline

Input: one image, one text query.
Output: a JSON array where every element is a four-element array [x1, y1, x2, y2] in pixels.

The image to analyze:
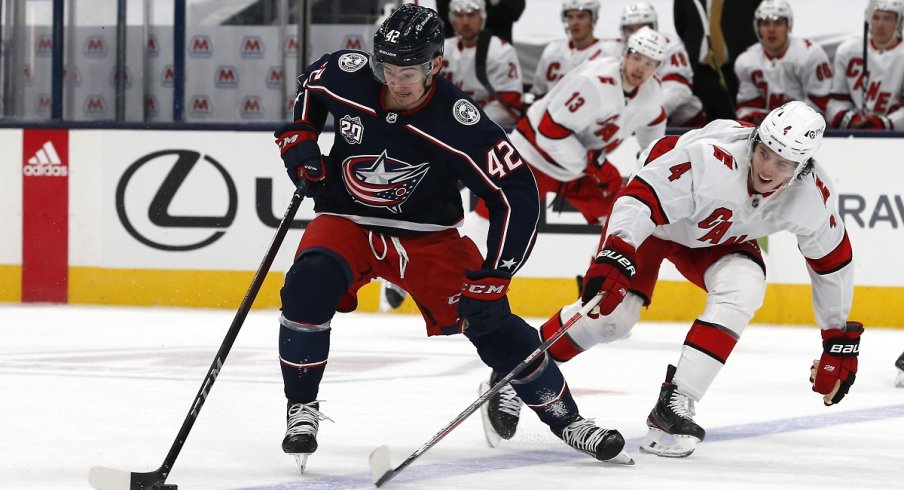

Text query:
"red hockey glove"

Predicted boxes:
[[457, 269, 511, 334], [810, 321, 863, 406], [840, 111, 892, 130], [581, 235, 637, 315], [274, 122, 326, 195], [586, 154, 624, 194]]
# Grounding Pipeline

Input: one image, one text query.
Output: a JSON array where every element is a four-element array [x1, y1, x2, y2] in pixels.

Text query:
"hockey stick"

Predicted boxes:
[[369, 292, 605, 487], [690, 0, 736, 113], [861, 1, 874, 115], [474, 29, 523, 123], [88, 181, 308, 490]]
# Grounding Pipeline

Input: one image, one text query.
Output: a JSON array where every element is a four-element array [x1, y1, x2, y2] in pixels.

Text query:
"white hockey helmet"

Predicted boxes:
[[625, 26, 666, 63], [620, 2, 658, 32], [753, 101, 826, 182], [561, 0, 600, 24], [754, 0, 794, 41], [866, 0, 904, 32], [449, 0, 486, 30]]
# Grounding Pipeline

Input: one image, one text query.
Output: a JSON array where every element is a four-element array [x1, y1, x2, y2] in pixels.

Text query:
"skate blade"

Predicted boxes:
[[291, 454, 310, 475], [639, 427, 700, 458], [603, 449, 635, 465], [895, 370, 904, 388], [478, 381, 503, 448]]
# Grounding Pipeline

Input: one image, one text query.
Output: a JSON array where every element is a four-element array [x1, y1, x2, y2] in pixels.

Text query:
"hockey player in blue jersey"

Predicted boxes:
[[272, 4, 633, 473]]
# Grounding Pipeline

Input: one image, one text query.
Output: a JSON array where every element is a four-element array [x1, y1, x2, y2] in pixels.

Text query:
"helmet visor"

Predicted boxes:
[[371, 58, 434, 86]]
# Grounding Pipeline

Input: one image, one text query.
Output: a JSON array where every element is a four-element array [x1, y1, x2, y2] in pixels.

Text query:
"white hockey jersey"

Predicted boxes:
[[510, 57, 666, 182], [599, 36, 704, 126], [610, 120, 853, 329], [440, 36, 523, 127], [826, 37, 904, 129], [531, 38, 607, 97], [734, 38, 833, 121]]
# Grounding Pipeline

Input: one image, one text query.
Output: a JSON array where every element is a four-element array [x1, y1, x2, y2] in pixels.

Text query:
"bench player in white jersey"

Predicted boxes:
[[531, 0, 607, 99], [734, 0, 833, 125], [440, 0, 523, 127], [598, 2, 705, 127], [827, 0, 904, 129], [484, 101, 862, 458]]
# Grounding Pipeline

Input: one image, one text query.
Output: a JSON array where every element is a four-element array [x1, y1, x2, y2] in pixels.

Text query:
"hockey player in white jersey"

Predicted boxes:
[[467, 26, 667, 239], [484, 101, 862, 458], [531, 0, 607, 99], [598, 2, 705, 127], [734, 0, 833, 124], [827, 0, 904, 129], [440, 0, 523, 127]]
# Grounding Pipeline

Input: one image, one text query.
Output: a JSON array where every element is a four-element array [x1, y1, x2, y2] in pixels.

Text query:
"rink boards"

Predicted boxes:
[[0, 127, 902, 326]]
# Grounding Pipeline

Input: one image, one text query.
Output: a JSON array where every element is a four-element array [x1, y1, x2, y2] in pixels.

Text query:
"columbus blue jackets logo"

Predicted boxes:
[[453, 99, 480, 125], [342, 151, 429, 213], [337, 52, 368, 72]]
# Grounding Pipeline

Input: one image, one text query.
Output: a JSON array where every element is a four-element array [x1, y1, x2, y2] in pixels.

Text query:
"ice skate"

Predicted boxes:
[[552, 416, 634, 465], [640, 364, 706, 458], [282, 401, 332, 474], [479, 370, 522, 447], [895, 352, 904, 388], [382, 281, 408, 310]]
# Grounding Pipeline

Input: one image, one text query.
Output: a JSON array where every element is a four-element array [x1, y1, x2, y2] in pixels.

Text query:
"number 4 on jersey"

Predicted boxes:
[[486, 140, 523, 178], [668, 162, 691, 181]]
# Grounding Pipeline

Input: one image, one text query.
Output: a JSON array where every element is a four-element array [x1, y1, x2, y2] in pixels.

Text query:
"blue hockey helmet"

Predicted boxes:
[[371, 4, 445, 84]]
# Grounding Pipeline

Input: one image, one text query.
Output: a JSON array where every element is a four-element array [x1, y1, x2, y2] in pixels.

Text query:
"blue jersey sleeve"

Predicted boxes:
[[291, 53, 332, 130]]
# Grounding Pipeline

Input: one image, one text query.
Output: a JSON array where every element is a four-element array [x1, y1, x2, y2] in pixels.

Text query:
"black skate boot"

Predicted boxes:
[[282, 401, 332, 474], [479, 370, 523, 447], [552, 416, 634, 464], [383, 281, 407, 310], [895, 351, 904, 388], [640, 364, 706, 458]]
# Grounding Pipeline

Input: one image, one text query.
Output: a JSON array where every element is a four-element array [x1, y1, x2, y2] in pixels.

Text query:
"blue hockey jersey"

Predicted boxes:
[[292, 50, 540, 274]]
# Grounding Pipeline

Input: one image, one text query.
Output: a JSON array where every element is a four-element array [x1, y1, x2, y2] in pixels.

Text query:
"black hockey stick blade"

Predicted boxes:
[[88, 467, 176, 490], [88, 181, 308, 490], [369, 294, 605, 487]]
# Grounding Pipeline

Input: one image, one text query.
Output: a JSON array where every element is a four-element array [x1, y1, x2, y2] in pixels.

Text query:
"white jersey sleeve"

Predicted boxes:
[[659, 36, 699, 118]]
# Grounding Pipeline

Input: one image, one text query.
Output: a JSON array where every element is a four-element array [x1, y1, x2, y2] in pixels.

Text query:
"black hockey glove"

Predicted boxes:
[[274, 122, 326, 196], [457, 269, 511, 335]]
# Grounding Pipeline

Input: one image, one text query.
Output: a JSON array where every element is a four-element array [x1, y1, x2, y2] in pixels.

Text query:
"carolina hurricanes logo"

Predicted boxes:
[[783, 125, 792, 135], [342, 150, 429, 213]]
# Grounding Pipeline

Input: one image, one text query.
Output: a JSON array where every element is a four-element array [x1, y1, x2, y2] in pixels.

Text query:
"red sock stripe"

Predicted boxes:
[[683, 320, 738, 364], [541, 312, 584, 362]]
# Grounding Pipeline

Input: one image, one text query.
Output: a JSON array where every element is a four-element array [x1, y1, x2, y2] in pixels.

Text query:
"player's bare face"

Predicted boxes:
[[564, 10, 595, 47], [622, 52, 659, 91], [757, 18, 790, 56], [749, 143, 798, 193], [382, 60, 436, 110], [452, 10, 482, 46], [870, 11, 899, 47]]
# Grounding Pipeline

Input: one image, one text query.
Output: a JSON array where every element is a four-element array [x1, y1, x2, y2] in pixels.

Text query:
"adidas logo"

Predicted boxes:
[[23, 140, 68, 176]]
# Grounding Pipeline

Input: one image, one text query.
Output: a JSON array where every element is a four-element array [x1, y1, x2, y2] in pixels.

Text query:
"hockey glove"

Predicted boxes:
[[274, 122, 326, 196], [581, 235, 637, 315], [810, 321, 863, 406], [585, 153, 624, 194], [457, 269, 511, 334], [839, 110, 892, 130]]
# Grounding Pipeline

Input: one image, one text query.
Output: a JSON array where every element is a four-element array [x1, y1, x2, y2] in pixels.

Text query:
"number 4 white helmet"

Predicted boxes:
[[561, 0, 600, 24], [625, 26, 666, 63], [620, 2, 658, 31], [754, 101, 826, 183]]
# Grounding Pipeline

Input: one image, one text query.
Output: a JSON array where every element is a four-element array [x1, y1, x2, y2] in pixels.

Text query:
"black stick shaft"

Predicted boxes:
[[375, 293, 604, 487], [153, 183, 307, 482]]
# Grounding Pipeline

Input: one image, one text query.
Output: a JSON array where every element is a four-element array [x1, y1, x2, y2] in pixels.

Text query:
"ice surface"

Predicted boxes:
[[1, 304, 902, 489]]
